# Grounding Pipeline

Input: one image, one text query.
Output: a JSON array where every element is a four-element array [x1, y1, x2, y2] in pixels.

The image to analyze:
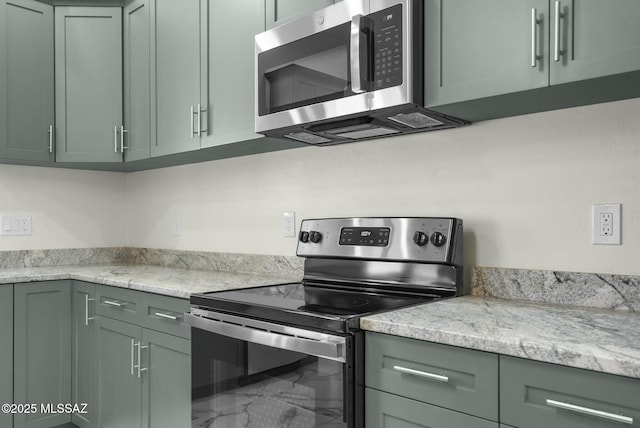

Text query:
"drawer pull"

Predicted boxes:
[[545, 399, 633, 425], [103, 300, 125, 307], [393, 365, 449, 383], [154, 312, 179, 321]]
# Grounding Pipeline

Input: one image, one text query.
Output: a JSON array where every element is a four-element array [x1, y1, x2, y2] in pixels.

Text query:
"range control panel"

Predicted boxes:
[[297, 217, 462, 265], [340, 227, 390, 246]]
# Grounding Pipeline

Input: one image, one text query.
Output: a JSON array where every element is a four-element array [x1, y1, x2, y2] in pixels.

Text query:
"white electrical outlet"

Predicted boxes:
[[283, 211, 295, 238], [0, 215, 32, 236], [592, 204, 621, 245], [172, 216, 181, 236]]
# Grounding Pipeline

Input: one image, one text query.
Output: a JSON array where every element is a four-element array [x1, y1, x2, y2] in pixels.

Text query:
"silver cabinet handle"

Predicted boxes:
[[130, 338, 135, 375], [114, 126, 119, 152], [84, 295, 95, 326], [531, 8, 541, 67], [155, 312, 179, 320], [350, 14, 364, 93], [190, 105, 195, 138], [196, 103, 201, 137], [546, 399, 633, 425], [103, 300, 124, 307], [393, 365, 449, 383], [134, 341, 148, 378], [554, 1, 564, 62], [48, 125, 54, 153], [120, 125, 129, 152]]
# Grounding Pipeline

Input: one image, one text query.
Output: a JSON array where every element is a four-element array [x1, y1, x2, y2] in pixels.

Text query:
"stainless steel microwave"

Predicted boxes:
[[255, 0, 466, 146]]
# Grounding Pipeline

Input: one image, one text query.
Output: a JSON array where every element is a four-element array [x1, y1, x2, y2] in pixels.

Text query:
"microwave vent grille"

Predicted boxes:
[[388, 112, 444, 129]]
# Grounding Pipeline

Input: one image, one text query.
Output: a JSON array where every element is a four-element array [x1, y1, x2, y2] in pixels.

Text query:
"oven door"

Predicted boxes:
[[186, 309, 359, 428]]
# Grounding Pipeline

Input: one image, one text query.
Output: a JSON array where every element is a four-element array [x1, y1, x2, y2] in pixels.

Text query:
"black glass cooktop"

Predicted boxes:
[[190, 282, 439, 333]]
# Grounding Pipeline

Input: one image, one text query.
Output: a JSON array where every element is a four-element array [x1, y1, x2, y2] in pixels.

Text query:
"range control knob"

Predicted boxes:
[[309, 231, 322, 243], [412, 231, 428, 246], [299, 231, 310, 243], [430, 232, 447, 247]]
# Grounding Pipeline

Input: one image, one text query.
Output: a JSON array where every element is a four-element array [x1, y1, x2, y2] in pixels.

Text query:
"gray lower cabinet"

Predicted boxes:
[[141, 329, 191, 428], [365, 332, 499, 422], [13, 281, 71, 428], [123, 0, 152, 162], [54, 7, 123, 163], [0, 0, 54, 163], [366, 388, 498, 428], [96, 315, 191, 428], [500, 355, 640, 428], [265, 0, 335, 29], [71, 282, 97, 428], [152, 0, 208, 157], [204, 0, 264, 148], [0, 285, 12, 428]]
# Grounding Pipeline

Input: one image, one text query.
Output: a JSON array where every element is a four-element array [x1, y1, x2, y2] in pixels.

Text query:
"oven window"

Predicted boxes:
[[257, 22, 353, 117], [192, 328, 350, 427]]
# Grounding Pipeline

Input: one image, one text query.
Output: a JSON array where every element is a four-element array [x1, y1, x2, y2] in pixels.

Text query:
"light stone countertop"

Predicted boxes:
[[360, 295, 640, 379], [0, 264, 300, 299]]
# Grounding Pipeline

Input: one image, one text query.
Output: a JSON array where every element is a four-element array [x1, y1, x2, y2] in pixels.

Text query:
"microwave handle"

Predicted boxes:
[[350, 14, 365, 93]]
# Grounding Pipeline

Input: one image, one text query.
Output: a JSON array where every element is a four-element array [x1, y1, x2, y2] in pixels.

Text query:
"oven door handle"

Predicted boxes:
[[185, 313, 347, 363]]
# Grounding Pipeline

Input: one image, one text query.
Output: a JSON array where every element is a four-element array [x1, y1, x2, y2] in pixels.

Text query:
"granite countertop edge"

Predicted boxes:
[[360, 295, 640, 380], [0, 265, 301, 299]]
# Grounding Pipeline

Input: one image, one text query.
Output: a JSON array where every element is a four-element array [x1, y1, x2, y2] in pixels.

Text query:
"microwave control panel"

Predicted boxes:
[[371, 4, 403, 90]]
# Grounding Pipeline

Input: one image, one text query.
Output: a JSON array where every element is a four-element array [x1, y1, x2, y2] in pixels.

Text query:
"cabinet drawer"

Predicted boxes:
[[501, 356, 640, 428], [366, 388, 498, 428], [95, 285, 142, 324], [365, 332, 499, 421], [139, 292, 190, 339]]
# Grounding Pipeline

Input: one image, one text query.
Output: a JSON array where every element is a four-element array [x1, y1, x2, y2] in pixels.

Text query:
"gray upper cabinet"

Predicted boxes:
[[425, 0, 640, 111], [13, 281, 71, 428], [71, 282, 97, 428], [124, 0, 152, 162], [203, 0, 264, 148], [55, 7, 123, 163], [265, 0, 335, 30], [424, 0, 548, 107], [550, 0, 640, 85], [0, 285, 12, 428], [152, 0, 208, 157], [0, 0, 54, 163]]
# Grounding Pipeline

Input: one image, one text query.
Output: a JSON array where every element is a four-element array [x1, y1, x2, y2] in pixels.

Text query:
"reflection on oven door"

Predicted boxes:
[[192, 329, 347, 428]]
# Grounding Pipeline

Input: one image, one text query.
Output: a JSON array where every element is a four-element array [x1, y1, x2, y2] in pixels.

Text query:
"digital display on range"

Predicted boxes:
[[339, 227, 390, 246]]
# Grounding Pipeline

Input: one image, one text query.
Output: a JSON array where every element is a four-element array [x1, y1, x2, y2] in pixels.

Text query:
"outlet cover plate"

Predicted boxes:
[[592, 204, 621, 245], [0, 215, 32, 236]]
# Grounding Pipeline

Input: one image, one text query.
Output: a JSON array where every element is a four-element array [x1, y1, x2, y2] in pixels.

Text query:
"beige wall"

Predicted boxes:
[[126, 98, 640, 275], [0, 164, 127, 250], [2, 98, 639, 276]]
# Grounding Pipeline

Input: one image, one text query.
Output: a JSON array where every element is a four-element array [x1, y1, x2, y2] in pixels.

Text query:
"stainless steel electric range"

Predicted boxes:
[[186, 217, 463, 428]]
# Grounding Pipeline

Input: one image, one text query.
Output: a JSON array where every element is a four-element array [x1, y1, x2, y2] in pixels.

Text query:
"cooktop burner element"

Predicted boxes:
[[190, 217, 463, 334]]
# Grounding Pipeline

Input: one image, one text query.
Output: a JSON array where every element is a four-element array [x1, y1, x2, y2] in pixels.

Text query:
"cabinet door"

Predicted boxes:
[[0, 285, 12, 428], [141, 329, 190, 428], [71, 282, 97, 428], [13, 281, 71, 428], [366, 388, 499, 428], [96, 316, 142, 428], [424, 0, 548, 107], [550, 0, 640, 85], [265, 0, 334, 29], [152, 0, 207, 157], [124, 0, 152, 162], [203, 0, 264, 148], [55, 7, 123, 163], [0, 0, 54, 162]]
